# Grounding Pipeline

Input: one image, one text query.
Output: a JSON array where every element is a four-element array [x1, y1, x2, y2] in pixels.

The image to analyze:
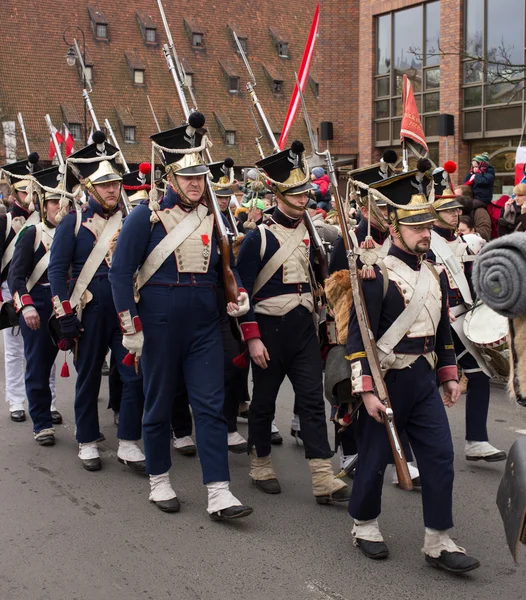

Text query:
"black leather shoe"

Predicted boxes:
[[252, 478, 281, 494], [412, 476, 422, 488], [10, 410, 26, 422], [151, 497, 181, 513], [51, 410, 63, 425], [355, 538, 389, 559], [118, 457, 146, 473], [176, 444, 197, 457], [35, 432, 55, 446], [228, 442, 248, 454], [209, 505, 253, 521], [425, 551, 480, 573], [81, 457, 102, 471], [290, 429, 302, 444], [466, 451, 507, 463], [271, 431, 283, 445], [101, 360, 110, 376], [315, 485, 351, 505]]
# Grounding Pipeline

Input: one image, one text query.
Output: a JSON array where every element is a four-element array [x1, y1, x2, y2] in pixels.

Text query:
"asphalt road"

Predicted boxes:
[[0, 350, 525, 600]]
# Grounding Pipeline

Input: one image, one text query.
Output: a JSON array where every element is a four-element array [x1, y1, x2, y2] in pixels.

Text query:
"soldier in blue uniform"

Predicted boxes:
[[7, 166, 74, 445], [48, 132, 145, 473], [0, 154, 58, 423], [346, 169, 480, 573], [429, 165, 506, 462], [109, 113, 253, 520], [236, 140, 350, 504]]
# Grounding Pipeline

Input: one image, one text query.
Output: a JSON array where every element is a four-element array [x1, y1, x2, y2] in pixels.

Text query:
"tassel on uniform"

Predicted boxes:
[[122, 352, 135, 367], [60, 353, 70, 378], [360, 236, 375, 250], [361, 265, 377, 280]]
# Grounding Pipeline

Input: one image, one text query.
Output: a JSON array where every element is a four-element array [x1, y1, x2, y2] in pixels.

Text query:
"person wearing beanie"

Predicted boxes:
[[311, 166, 332, 211], [464, 152, 495, 205]]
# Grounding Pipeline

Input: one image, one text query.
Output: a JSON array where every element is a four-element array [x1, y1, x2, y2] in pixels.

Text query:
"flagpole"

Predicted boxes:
[[401, 85, 409, 173], [45, 115, 64, 166], [17, 113, 31, 155]]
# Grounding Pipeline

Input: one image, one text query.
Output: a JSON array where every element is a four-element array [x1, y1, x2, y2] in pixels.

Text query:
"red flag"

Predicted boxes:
[[63, 124, 75, 157], [400, 74, 428, 157], [278, 4, 320, 150], [48, 122, 64, 160]]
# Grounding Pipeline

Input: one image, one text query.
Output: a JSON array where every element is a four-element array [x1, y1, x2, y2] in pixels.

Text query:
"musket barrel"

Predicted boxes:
[[17, 113, 31, 155]]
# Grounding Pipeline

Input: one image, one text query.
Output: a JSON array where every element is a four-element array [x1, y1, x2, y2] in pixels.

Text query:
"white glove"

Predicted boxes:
[[227, 292, 250, 318], [122, 331, 144, 359]]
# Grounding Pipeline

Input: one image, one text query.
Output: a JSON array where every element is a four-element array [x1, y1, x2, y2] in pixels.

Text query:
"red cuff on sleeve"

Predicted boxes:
[[61, 301, 73, 315], [240, 321, 261, 341], [118, 310, 143, 335], [438, 365, 458, 385], [239, 287, 247, 294], [52, 296, 73, 318], [355, 375, 374, 394]]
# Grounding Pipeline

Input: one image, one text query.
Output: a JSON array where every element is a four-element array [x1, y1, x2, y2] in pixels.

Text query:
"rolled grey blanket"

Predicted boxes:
[[473, 232, 526, 318]]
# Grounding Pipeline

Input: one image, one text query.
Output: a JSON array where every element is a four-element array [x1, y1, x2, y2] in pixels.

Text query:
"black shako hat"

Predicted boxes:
[[256, 140, 314, 196]]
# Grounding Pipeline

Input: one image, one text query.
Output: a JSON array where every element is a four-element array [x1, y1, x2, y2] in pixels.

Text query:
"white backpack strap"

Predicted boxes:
[[258, 224, 267, 261], [74, 208, 82, 237]]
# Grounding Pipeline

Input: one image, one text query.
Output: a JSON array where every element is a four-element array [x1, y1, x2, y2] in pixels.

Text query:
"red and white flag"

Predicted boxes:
[[278, 3, 320, 150], [63, 124, 75, 157], [400, 74, 428, 158], [48, 122, 64, 160], [515, 146, 526, 184]]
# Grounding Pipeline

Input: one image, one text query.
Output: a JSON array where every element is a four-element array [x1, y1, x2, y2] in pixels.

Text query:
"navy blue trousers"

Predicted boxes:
[[348, 357, 454, 530], [139, 285, 230, 482], [19, 285, 57, 434], [74, 277, 144, 443], [249, 306, 333, 459], [452, 330, 490, 442]]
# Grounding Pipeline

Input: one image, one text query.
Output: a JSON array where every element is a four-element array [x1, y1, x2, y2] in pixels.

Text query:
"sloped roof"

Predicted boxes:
[[0, 0, 320, 167]]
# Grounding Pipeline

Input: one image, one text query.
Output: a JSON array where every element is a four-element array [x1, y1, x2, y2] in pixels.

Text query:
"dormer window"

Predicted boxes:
[[116, 106, 137, 144], [273, 80, 283, 94], [84, 65, 93, 86], [277, 42, 289, 58], [228, 25, 248, 55], [214, 112, 237, 147], [69, 123, 82, 141], [125, 51, 146, 87], [263, 65, 284, 95], [185, 73, 193, 88], [184, 18, 205, 50], [88, 7, 108, 40], [61, 104, 83, 142], [309, 76, 319, 99], [229, 77, 239, 93], [237, 37, 247, 54], [219, 60, 240, 94], [225, 131, 236, 145], [269, 27, 289, 59], [137, 13, 157, 45], [124, 127, 136, 143]]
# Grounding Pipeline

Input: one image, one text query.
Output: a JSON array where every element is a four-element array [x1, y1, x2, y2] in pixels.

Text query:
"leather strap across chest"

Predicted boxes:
[[26, 223, 55, 292], [1, 211, 40, 272]]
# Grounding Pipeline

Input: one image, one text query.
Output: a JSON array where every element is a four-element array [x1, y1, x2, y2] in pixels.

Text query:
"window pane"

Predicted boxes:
[[278, 43, 288, 57], [193, 34, 203, 47], [375, 121, 390, 142], [124, 127, 136, 142], [392, 97, 403, 117], [185, 74, 193, 88], [487, 0, 524, 67], [464, 111, 482, 133], [486, 81, 524, 105], [225, 131, 236, 145], [134, 70, 144, 84], [464, 86, 482, 108], [486, 106, 522, 131], [70, 124, 81, 140], [392, 119, 401, 140], [424, 68, 440, 90], [423, 92, 439, 113], [465, 0, 483, 55], [375, 100, 390, 119], [463, 61, 483, 84], [96, 24, 107, 38], [393, 6, 423, 78], [425, 1, 440, 66], [375, 77, 390, 98], [146, 29, 156, 43], [229, 77, 239, 92], [376, 14, 391, 75], [424, 115, 439, 137]]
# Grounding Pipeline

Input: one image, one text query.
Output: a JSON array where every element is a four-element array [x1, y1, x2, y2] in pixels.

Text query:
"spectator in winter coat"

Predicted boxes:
[[307, 199, 339, 245], [455, 185, 492, 242], [311, 167, 332, 211], [464, 152, 495, 205], [498, 184, 526, 236]]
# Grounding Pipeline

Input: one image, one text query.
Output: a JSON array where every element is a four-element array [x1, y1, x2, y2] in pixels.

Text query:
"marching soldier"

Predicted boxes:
[[7, 166, 73, 444], [48, 131, 145, 472], [429, 164, 506, 462], [109, 113, 253, 520], [236, 140, 350, 504], [0, 154, 61, 424], [346, 167, 480, 572]]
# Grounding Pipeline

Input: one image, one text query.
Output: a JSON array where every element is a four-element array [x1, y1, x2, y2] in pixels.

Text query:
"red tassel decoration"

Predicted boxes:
[[122, 352, 135, 367], [60, 353, 70, 378], [360, 236, 375, 250], [361, 265, 377, 280], [232, 350, 248, 369]]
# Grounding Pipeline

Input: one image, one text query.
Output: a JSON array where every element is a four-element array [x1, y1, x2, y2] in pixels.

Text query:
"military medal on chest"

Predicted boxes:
[[201, 234, 210, 258]]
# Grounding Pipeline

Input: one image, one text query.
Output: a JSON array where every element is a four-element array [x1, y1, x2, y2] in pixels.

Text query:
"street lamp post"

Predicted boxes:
[[63, 26, 88, 144]]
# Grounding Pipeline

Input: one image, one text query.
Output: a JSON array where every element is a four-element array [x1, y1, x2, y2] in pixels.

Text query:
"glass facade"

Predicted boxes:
[[463, 0, 525, 138], [374, 2, 441, 147]]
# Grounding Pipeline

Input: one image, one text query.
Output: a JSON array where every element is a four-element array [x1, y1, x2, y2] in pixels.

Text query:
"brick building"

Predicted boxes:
[[319, 0, 526, 196], [0, 0, 320, 171]]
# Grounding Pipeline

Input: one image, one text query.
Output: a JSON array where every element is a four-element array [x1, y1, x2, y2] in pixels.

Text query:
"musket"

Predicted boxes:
[[71, 38, 101, 131], [17, 113, 31, 155], [45, 114, 64, 167], [147, 95, 161, 133], [156, 0, 238, 304], [244, 95, 265, 160], [295, 74, 413, 491], [104, 118, 132, 215], [234, 32, 328, 279]]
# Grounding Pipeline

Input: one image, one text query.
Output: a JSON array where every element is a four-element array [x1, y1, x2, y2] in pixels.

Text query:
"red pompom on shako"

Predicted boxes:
[[139, 162, 152, 175], [443, 160, 457, 174]]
